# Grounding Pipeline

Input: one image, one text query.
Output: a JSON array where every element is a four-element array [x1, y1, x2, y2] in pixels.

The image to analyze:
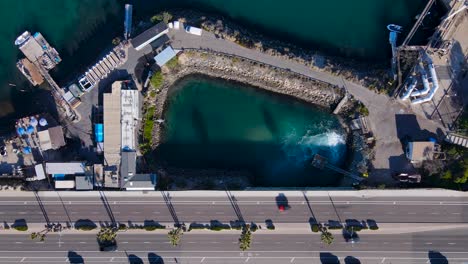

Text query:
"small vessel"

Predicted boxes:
[[14, 31, 31, 46], [8, 83, 16, 87], [387, 24, 403, 32]]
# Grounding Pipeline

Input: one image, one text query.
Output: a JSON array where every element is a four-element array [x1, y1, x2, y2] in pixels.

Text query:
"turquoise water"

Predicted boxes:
[[156, 75, 347, 187], [0, 0, 437, 129]]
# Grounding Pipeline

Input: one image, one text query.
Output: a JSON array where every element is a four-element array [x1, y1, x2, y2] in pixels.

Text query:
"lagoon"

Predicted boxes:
[[156, 75, 347, 187]]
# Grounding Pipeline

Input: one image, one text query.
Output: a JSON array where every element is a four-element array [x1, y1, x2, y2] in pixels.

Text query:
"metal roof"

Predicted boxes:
[[38, 130, 52, 151], [34, 164, 46, 180], [154, 46, 177, 67], [48, 126, 66, 149], [121, 90, 140, 150], [75, 175, 94, 190], [120, 151, 137, 182], [103, 82, 122, 166], [45, 162, 85, 175], [131, 22, 168, 50], [122, 174, 157, 190]]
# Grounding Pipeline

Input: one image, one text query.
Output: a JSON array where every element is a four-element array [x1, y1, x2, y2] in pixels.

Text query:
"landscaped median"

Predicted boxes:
[[3, 222, 468, 235]]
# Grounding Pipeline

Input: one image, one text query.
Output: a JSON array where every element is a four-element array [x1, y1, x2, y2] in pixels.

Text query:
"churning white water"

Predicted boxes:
[[281, 129, 346, 165]]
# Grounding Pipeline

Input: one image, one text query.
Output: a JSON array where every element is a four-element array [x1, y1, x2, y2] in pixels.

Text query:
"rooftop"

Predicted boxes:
[[122, 173, 157, 190], [75, 175, 94, 190], [406, 141, 435, 162], [103, 82, 122, 167], [154, 46, 177, 67], [131, 22, 168, 50], [45, 162, 86, 175]]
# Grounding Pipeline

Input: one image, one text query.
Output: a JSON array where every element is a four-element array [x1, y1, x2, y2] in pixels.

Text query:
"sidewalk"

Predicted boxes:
[[0, 189, 467, 198]]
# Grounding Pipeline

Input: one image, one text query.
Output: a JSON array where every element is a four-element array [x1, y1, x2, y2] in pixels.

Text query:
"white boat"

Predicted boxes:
[[15, 31, 31, 46], [387, 24, 402, 32]]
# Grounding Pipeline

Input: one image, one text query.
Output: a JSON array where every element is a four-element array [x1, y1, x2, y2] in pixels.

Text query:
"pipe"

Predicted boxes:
[[411, 56, 439, 105], [410, 64, 431, 97], [400, 77, 418, 100]]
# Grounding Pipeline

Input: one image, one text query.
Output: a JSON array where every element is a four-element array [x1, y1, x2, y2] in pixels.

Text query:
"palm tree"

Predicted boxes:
[[168, 227, 183, 246], [239, 224, 252, 251], [320, 227, 334, 245], [97, 227, 117, 245]]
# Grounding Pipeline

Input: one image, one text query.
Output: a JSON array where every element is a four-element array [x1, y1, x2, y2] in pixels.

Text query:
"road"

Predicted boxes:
[[1, 192, 467, 225], [0, 228, 467, 263]]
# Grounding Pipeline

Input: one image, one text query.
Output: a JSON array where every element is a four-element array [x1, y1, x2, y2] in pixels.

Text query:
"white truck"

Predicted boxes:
[[185, 26, 202, 36]]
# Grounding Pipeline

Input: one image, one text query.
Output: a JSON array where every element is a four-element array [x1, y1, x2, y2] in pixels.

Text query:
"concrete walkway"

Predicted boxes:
[[168, 28, 445, 184]]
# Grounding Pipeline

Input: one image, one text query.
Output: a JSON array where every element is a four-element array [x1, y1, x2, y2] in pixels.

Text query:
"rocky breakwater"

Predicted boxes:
[[152, 50, 359, 147], [169, 9, 392, 92]]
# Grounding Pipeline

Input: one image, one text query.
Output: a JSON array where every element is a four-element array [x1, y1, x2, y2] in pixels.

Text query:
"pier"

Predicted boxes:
[[15, 31, 77, 122], [401, 0, 436, 46]]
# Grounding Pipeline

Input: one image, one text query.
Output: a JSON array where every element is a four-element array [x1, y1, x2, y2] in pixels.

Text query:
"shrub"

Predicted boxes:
[[151, 11, 173, 24], [118, 224, 127, 231], [311, 224, 320, 233], [369, 225, 379, 230], [266, 225, 275, 230], [150, 71, 163, 90], [165, 57, 179, 69], [250, 224, 258, 232], [188, 225, 208, 231], [76, 225, 96, 231], [14, 226, 28, 231], [144, 225, 166, 231], [210, 225, 230, 231]]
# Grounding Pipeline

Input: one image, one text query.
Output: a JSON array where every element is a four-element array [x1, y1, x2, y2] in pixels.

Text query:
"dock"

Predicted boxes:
[[311, 154, 363, 182], [15, 31, 77, 121]]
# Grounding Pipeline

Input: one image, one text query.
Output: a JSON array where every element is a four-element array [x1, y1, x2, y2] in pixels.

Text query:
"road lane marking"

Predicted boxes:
[[245, 257, 249, 262], [381, 258, 386, 263], [425, 242, 433, 245], [15, 242, 22, 244], [144, 241, 150, 244], [452, 212, 461, 215], [20, 257, 25, 262], [79, 242, 86, 244], [295, 242, 305, 244], [290, 257, 295, 263], [215, 212, 224, 215], [200, 257, 205, 263], [121, 241, 128, 244], [448, 242, 456, 245]]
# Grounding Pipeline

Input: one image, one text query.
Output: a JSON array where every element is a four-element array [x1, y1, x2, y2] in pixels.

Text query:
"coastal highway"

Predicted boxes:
[[0, 191, 467, 224], [0, 229, 467, 263]]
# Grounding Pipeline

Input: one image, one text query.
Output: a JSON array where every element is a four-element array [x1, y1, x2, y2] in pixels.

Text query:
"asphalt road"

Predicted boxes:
[[0, 193, 467, 225], [0, 229, 467, 263]]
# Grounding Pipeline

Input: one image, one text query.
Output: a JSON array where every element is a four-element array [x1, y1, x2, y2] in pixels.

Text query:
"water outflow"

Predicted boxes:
[[281, 130, 346, 166]]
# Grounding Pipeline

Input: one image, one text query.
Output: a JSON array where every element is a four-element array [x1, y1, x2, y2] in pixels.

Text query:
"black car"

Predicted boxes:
[[344, 230, 360, 243]]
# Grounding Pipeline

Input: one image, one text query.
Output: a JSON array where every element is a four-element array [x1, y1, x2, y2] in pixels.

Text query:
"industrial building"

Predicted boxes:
[[131, 22, 169, 51], [102, 81, 155, 189]]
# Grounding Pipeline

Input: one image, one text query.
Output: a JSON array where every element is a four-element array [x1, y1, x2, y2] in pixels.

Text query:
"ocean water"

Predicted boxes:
[[157, 75, 347, 187], [0, 0, 438, 130]]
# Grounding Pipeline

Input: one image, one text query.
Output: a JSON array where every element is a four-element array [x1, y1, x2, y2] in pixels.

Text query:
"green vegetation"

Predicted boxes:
[[239, 224, 252, 251], [320, 228, 334, 245], [14, 226, 28, 231], [167, 227, 183, 246], [144, 225, 166, 231], [210, 225, 231, 231], [112, 37, 121, 46], [423, 144, 468, 189], [142, 106, 155, 145], [76, 225, 96, 231], [357, 102, 369, 116], [151, 11, 173, 24], [97, 227, 117, 244], [150, 71, 164, 90], [165, 57, 179, 69], [311, 223, 320, 232], [30, 231, 47, 241]]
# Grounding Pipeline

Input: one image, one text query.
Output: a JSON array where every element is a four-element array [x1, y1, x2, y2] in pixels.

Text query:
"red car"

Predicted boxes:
[[278, 205, 285, 212]]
